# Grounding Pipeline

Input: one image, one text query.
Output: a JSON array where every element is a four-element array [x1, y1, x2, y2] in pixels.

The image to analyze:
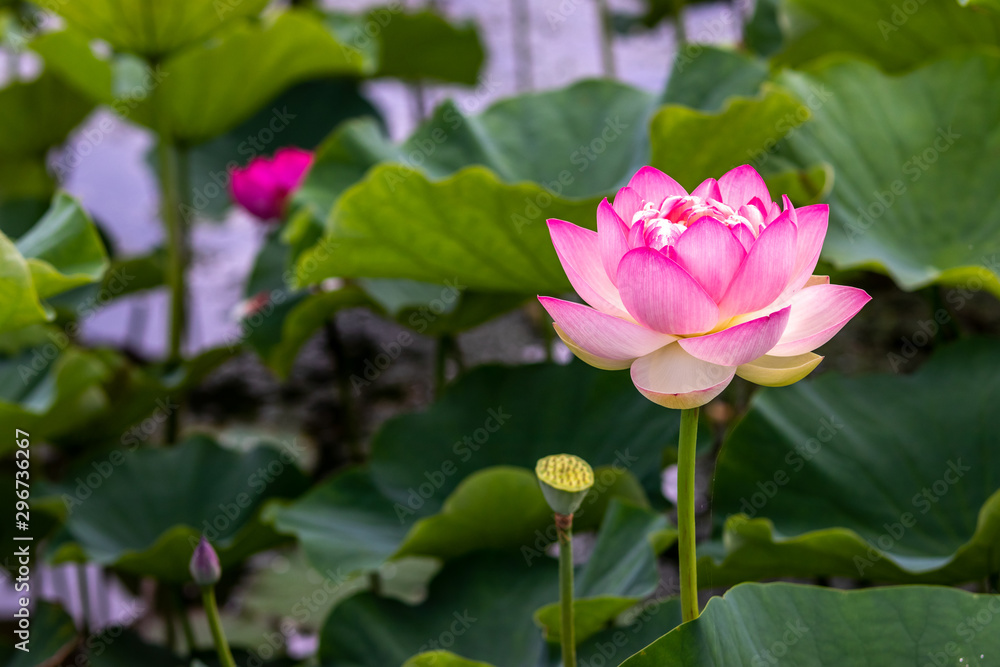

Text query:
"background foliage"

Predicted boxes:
[[0, 0, 997, 665]]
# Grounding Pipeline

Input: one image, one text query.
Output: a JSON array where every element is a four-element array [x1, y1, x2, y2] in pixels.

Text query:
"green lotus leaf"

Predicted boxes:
[[775, 0, 1000, 72], [0, 346, 111, 454], [186, 78, 380, 219], [649, 87, 806, 191], [403, 653, 494, 667], [48, 0, 271, 56], [47, 435, 307, 582], [620, 582, 1000, 665], [269, 363, 707, 578], [660, 46, 768, 112], [534, 500, 677, 644], [0, 70, 93, 158], [293, 79, 658, 291], [16, 193, 110, 299], [319, 552, 682, 666], [701, 338, 1000, 586], [778, 53, 1000, 296], [327, 7, 485, 84], [126, 11, 369, 144], [0, 193, 109, 333]]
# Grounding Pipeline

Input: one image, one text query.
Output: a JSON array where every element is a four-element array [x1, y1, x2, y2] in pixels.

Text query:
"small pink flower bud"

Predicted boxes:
[[189, 536, 221, 586]]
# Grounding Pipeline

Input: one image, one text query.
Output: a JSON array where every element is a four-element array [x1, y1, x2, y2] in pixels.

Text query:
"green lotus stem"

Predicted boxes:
[[324, 317, 363, 463], [557, 513, 576, 667], [76, 565, 91, 636], [595, 0, 616, 78], [176, 590, 197, 654], [677, 406, 700, 622], [672, 0, 687, 47], [202, 586, 237, 667], [152, 67, 188, 443], [434, 334, 462, 398]]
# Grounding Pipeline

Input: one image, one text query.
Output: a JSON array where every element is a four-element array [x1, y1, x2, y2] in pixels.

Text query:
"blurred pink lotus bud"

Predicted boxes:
[[539, 165, 870, 409], [230, 147, 313, 221], [190, 536, 221, 586]]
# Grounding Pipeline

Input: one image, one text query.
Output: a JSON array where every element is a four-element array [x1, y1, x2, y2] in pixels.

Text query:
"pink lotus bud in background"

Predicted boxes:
[[539, 164, 870, 409], [190, 536, 222, 586], [230, 147, 313, 221]]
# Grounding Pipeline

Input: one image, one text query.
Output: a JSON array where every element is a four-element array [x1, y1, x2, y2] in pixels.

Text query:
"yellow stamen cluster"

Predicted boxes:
[[535, 454, 594, 492]]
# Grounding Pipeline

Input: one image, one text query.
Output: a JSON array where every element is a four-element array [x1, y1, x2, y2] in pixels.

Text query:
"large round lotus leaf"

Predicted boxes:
[[268, 464, 647, 581], [533, 500, 677, 644], [620, 583, 1000, 666], [358, 5, 485, 85], [320, 550, 682, 667], [48, 0, 271, 56], [702, 338, 1000, 585], [775, 0, 1000, 73], [48, 435, 308, 582], [293, 79, 656, 292], [0, 194, 109, 333], [270, 362, 707, 580], [778, 54, 1000, 296], [125, 11, 369, 144], [0, 71, 93, 158], [368, 362, 705, 512]]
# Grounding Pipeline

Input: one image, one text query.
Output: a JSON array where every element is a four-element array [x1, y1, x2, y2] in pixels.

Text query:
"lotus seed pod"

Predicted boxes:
[[190, 536, 221, 587], [536, 454, 595, 516]]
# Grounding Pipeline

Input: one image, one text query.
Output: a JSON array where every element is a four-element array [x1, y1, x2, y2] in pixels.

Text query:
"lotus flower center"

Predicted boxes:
[[631, 195, 759, 251]]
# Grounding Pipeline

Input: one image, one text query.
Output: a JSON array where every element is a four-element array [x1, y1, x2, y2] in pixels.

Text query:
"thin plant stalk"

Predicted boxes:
[[557, 513, 576, 667], [324, 317, 363, 463], [76, 565, 91, 636], [673, 0, 688, 47], [434, 334, 463, 398], [202, 587, 237, 667], [153, 71, 189, 443], [595, 0, 616, 78], [176, 590, 197, 655], [677, 406, 700, 622]]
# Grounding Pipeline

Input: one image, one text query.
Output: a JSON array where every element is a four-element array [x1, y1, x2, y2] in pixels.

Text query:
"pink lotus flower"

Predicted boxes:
[[230, 147, 313, 221], [539, 165, 870, 409]]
